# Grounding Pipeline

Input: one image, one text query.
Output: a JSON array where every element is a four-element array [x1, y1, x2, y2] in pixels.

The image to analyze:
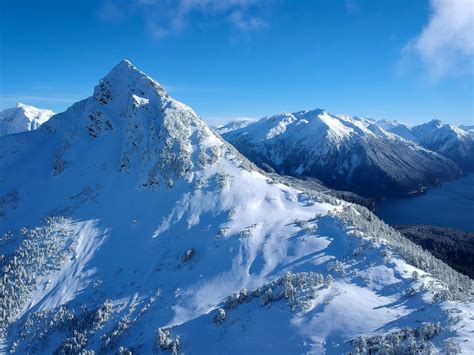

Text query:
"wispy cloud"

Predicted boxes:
[[228, 10, 267, 31], [100, 0, 271, 40], [0, 95, 82, 107], [403, 0, 474, 79], [345, 0, 360, 15]]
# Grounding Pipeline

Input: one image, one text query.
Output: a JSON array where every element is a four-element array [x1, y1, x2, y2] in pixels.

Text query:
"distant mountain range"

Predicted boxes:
[[217, 111, 469, 197], [460, 125, 474, 137], [0, 103, 54, 136], [2, 100, 470, 199], [378, 119, 474, 171], [1, 61, 472, 353]]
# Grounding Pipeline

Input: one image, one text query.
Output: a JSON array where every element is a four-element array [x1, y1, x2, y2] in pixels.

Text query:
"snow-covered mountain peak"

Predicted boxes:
[[16, 102, 31, 110], [91, 59, 169, 112], [213, 118, 257, 135], [374, 118, 474, 171], [85, 60, 217, 141], [376, 118, 405, 130], [262, 109, 356, 142], [426, 119, 444, 128], [1, 64, 473, 354], [220, 108, 462, 196], [0, 103, 54, 136], [413, 119, 470, 141], [29, 61, 228, 188]]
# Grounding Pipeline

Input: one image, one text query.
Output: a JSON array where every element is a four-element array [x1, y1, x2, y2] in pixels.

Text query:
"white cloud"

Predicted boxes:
[[100, 0, 269, 40], [228, 10, 267, 31], [405, 0, 474, 78]]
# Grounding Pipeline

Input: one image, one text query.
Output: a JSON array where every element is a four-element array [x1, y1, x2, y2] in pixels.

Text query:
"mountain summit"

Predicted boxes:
[[91, 59, 170, 109], [380, 119, 474, 171], [33, 59, 228, 187], [0, 103, 54, 136], [0, 61, 472, 354]]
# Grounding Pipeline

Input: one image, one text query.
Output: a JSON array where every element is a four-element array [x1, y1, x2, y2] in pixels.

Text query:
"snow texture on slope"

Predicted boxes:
[[379, 119, 474, 172], [460, 125, 474, 138], [0, 61, 472, 354], [213, 119, 256, 135], [0, 103, 54, 136]]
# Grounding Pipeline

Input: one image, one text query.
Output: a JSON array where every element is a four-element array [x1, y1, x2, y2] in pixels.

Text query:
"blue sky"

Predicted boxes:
[[1, 0, 473, 126]]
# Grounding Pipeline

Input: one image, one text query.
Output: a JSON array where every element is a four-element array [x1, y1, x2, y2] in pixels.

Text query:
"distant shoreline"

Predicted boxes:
[[375, 174, 474, 233]]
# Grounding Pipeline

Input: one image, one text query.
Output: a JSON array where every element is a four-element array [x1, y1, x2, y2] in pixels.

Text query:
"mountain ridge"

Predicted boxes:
[[377, 118, 474, 171], [1, 61, 472, 354], [0, 103, 54, 136], [217, 110, 462, 197]]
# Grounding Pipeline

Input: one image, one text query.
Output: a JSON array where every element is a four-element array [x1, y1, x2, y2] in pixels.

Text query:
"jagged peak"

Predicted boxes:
[[262, 108, 327, 124], [2, 102, 53, 117], [426, 119, 444, 128], [92, 60, 169, 107], [11, 102, 50, 113], [117, 58, 133, 67], [105, 59, 148, 81], [0, 103, 54, 136], [67, 60, 229, 187], [16, 102, 29, 109]]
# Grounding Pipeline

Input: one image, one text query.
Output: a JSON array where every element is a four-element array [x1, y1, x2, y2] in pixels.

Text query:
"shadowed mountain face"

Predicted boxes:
[[218, 111, 462, 198], [0, 61, 472, 354]]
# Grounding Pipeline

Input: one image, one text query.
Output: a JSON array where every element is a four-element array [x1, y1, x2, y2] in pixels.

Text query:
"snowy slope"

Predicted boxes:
[[213, 118, 256, 135], [218, 110, 461, 197], [411, 120, 474, 171], [376, 119, 417, 142], [0, 61, 472, 354], [0, 103, 54, 136], [460, 125, 474, 138], [379, 119, 474, 171]]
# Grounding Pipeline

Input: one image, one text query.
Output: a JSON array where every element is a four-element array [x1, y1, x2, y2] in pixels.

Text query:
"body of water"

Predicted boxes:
[[376, 174, 474, 232]]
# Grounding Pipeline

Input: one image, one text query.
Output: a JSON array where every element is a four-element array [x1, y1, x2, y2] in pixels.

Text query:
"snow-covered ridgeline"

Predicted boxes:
[[0, 103, 54, 136], [377, 119, 474, 171], [0, 61, 472, 354], [217, 110, 462, 197]]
